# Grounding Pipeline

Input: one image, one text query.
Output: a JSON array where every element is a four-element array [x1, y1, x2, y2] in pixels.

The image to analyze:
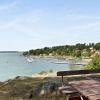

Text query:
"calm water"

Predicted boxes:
[[0, 53, 83, 81]]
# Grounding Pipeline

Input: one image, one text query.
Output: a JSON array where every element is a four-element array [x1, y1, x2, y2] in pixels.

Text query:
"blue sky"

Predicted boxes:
[[0, 0, 100, 51]]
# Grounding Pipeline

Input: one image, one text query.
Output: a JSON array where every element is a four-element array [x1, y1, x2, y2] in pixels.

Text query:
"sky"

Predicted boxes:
[[0, 0, 100, 51]]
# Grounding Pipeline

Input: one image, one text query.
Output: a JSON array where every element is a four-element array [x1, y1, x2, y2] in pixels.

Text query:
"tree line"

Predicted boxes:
[[23, 42, 100, 57]]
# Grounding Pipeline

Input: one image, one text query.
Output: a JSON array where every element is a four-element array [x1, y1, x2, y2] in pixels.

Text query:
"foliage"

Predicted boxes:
[[23, 42, 100, 57], [23, 51, 28, 56], [83, 54, 100, 70], [94, 42, 100, 50]]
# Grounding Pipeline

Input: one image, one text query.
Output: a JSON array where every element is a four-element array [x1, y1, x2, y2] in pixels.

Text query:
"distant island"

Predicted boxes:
[[23, 42, 100, 58], [0, 51, 19, 53]]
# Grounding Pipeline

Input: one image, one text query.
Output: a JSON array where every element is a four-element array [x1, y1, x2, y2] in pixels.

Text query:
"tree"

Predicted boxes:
[[73, 49, 81, 57], [94, 42, 100, 50], [23, 51, 28, 56], [23, 42, 100, 57], [83, 54, 100, 70]]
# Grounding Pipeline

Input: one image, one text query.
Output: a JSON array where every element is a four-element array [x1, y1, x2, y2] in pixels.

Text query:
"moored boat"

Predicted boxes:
[[27, 58, 33, 63]]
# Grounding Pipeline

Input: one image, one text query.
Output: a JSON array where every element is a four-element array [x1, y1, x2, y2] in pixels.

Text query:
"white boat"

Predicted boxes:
[[54, 61, 68, 64], [74, 62, 87, 65], [27, 58, 33, 63], [52, 60, 68, 64]]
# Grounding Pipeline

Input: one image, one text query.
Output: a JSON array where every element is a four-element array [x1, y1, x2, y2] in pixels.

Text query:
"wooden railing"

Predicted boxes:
[[57, 69, 100, 83]]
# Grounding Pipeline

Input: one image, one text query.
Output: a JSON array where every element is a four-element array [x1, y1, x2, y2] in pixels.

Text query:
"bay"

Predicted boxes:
[[0, 53, 83, 81]]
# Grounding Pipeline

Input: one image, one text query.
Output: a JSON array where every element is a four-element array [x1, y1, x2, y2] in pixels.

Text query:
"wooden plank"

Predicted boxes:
[[57, 69, 100, 99], [58, 84, 78, 94], [57, 69, 100, 76], [70, 79, 100, 100]]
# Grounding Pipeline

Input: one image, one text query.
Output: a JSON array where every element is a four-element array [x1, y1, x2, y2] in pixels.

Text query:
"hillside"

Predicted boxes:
[[23, 42, 100, 58]]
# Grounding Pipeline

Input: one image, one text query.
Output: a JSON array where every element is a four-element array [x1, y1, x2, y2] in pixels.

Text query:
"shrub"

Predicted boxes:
[[83, 54, 100, 70]]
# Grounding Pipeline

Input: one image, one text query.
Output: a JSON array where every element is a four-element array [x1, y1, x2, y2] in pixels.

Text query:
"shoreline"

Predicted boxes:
[[26, 55, 92, 62], [32, 72, 57, 79]]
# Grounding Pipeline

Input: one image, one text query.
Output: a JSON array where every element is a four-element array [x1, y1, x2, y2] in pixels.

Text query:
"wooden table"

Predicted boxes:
[[70, 79, 100, 100]]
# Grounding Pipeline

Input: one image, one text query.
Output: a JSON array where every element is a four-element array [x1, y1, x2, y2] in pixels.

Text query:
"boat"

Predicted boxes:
[[27, 58, 34, 63], [54, 61, 68, 64], [52, 60, 68, 64], [74, 62, 87, 65]]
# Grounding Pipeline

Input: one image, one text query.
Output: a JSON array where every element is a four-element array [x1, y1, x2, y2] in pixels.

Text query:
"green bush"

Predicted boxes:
[[83, 54, 100, 70]]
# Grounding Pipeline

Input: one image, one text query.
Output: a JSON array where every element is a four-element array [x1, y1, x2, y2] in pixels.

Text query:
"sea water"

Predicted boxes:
[[0, 53, 83, 81]]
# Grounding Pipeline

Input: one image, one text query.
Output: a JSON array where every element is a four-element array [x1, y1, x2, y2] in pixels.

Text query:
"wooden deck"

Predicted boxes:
[[70, 78, 100, 100], [57, 69, 100, 100]]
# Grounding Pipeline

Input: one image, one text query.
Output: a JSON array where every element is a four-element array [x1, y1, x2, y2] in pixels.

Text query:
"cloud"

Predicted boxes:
[[1, 10, 100, 35], [0, 8, 100, 50], [0, 10, 44, 39]]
